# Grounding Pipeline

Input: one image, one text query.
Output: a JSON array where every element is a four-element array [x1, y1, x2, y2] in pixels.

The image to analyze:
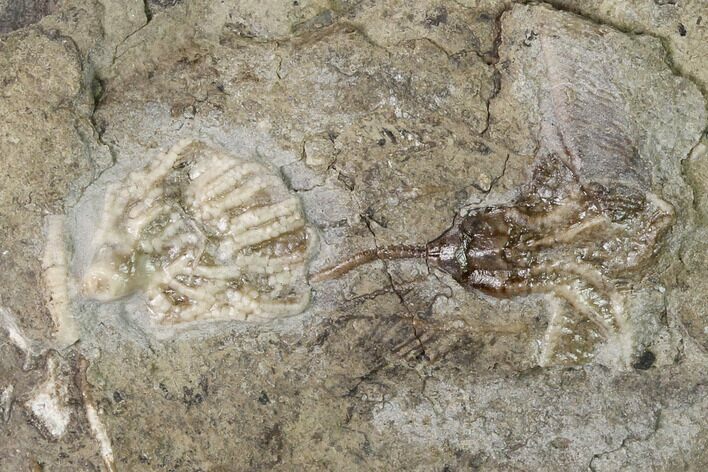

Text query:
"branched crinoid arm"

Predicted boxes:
[[83, 141, 197, 301], [462, 260, 626, 366], [533, 261, 627, 366]]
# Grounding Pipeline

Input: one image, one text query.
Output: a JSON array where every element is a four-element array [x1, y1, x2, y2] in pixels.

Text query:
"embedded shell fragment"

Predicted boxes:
[[82, 139, 316, 324]]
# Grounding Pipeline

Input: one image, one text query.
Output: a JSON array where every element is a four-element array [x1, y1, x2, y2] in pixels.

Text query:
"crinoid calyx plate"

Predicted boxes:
[[73, 139, 317, 329]]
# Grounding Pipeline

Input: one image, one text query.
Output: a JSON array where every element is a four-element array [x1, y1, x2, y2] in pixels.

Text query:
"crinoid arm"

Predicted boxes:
[[82, 140, 316, 325], [454, 258, 628, 366], [532, 262, 628, 366], [538, 296, 609, 367]]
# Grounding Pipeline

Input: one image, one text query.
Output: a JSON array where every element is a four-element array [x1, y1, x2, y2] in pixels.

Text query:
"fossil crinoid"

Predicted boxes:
[[308, 4, 700, 368], [82, 139, 316, 324]]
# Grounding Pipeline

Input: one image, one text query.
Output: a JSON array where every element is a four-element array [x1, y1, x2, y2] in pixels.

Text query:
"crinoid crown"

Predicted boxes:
[[82, 139, 316, 324]]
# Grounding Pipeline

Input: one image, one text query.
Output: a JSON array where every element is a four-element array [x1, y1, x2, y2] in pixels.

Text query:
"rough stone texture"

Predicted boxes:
[[0, 27, 108, 337], [0, 1, 706, 471], [0, 0, 59, 34]]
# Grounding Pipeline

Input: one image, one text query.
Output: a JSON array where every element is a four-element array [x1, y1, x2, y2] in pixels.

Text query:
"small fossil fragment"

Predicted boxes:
[[79, 357, 116, 472], [0, 385, 14, 423], [0, 304, 42, 369], [82, 139, 316, 324], [42, 215, 79, 347], [24, 355, 72, 439]]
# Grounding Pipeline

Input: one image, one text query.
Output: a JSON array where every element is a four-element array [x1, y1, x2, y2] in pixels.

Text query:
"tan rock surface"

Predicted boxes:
[[0, 1, 706, 470]]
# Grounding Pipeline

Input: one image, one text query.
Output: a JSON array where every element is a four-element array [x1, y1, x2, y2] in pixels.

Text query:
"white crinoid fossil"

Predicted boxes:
[[82, 139, 316, 324]]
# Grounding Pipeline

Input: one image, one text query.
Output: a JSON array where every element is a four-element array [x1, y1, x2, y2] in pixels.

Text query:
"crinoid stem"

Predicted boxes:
[[42, 216, 79, 348], [0, 385, 13, 423], [309, 244, 428, 283]]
